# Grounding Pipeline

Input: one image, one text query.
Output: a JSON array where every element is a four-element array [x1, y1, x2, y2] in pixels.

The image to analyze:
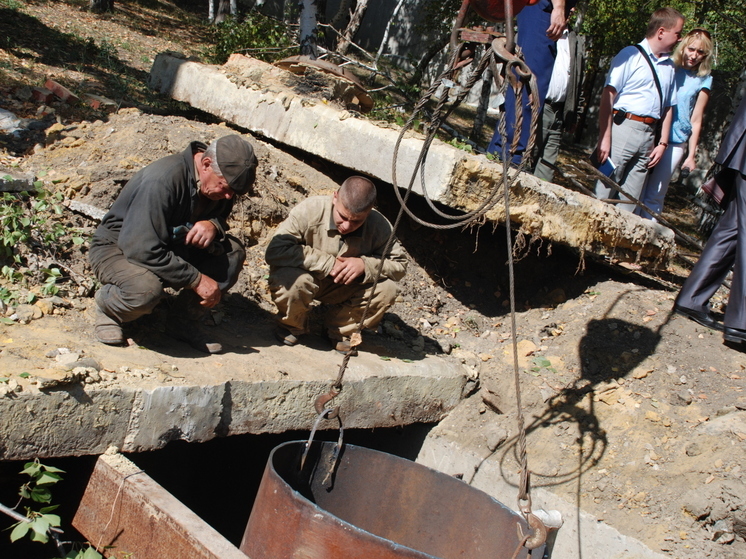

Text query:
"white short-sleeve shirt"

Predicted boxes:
[[605, 38, 677, 120]]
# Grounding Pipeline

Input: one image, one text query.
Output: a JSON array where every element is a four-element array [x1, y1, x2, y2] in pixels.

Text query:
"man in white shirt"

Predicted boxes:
[[594, 7, 684, 211]]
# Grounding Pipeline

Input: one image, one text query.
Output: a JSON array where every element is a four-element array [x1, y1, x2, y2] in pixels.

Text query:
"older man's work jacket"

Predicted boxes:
[[92, 142, 234, 289]]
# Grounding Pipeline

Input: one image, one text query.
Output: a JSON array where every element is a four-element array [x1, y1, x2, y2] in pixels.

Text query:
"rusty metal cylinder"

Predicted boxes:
[[240, 441, 542, 559]]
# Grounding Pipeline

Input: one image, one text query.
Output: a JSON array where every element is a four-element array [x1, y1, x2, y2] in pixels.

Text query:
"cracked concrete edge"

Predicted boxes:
[[147, 53, 675, 268], [73, 452, 247, 559], [416, 436, 668, 559], [447, 159, 677, 267], [0, 373, 467, 460]]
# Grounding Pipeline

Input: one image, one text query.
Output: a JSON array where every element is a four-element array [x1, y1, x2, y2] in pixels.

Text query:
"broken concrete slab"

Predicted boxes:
[[73, 451, 248, 559], [148, 53, 675, 268], [0, 313, 466, 461]]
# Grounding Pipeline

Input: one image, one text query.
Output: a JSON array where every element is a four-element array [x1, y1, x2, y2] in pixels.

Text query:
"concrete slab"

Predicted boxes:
[[0, 312, 467, 461], [148, 53, 675, 268], [73, 451, 248, 559]]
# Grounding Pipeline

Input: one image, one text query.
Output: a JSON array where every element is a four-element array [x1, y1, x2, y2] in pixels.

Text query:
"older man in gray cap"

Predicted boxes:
[[89, 134, 258, 353]]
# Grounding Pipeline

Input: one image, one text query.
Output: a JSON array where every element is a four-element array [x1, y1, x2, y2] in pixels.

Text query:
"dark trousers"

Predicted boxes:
[[676, 174, 746, 329], [90, 236, 245, 324], [486, 1, 557, 164]]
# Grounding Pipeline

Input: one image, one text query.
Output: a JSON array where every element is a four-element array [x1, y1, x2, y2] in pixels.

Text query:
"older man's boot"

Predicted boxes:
[[166, 290, 222, 354], [94, 290, 125, 345]]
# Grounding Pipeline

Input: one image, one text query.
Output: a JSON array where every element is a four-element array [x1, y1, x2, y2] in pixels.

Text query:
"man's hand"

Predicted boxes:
[[330, 256, 365, 285], [193, 273, 221, 308], [547, 8, 567, 41], [185, 220, 218, 249], [596, 137, 611, 165], [647, 145, 667, 168]]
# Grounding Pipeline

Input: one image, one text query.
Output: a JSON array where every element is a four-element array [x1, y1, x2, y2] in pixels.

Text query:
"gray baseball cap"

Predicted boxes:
[[215, 135, 258, 195]]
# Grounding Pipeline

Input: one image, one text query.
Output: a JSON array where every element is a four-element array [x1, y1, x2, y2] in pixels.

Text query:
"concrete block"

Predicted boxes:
[[148, 53, 458, 202], [73, 452, 248, 559], [44, 79, 79, 104], [0, 387, 136, 460]]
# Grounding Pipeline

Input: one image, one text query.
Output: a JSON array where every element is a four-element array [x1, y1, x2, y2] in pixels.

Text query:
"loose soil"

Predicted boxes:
[[1, 2, 745, 559]]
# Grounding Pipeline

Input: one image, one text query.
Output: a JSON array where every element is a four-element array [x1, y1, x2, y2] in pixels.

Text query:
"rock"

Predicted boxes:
[[76, 357, 102, 371], [682, 490, 711, 519], [35, 299, 55, 315], [685, 442, 702, 457], [671, 391, 693, 406], [485, 426, 508, 452], [697, 411, 746, 437], [546, 288, 566, 304], [14, 86, 32, 101], [55, 352, 80, 367], [0, 379, 22, 397], [14, 304, 43, 323], [35, 368, 87, 389], [437, 339, 452, 354]]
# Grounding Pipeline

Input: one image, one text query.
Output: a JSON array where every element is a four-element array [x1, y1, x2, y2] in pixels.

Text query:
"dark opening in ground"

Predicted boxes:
[[0, 423, 434, 558]]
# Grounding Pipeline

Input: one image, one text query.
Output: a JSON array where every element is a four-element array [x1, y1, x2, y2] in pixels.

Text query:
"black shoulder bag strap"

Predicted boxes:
[[634, 44, 664, 143]]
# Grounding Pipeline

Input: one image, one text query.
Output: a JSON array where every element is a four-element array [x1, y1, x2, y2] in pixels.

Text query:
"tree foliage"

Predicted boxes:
[[579, 0, 746, 75]]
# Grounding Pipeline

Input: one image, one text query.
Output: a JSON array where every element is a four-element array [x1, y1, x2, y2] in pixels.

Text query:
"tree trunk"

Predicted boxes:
[[375, 0, 406, 66], [408, 34, 449, 88], [89, 0, 114, 13], [213, 0, 230, 23], [299, 0, 319, 59], [337, 0, 369, 56], [471, 64, 493, 143]]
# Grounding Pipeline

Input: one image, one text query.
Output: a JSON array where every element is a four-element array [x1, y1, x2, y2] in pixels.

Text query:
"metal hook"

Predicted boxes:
[[314, 386, 341, 419], [515, 513, 549, 550]]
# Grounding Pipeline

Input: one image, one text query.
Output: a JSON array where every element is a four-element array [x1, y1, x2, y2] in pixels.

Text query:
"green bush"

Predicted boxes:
[[206, 11, 296, 65]]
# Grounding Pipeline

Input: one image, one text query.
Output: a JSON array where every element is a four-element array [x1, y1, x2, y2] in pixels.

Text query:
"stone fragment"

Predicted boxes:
[[35, 299, 55, 315], [682, 490, 711, 519], [685, 442, 702, 457], [671, 391, 693, 406], [35, 368, 87, 389], [14, 304, 43, 323], [55, 352, 80, 367], [0, 379, 22, 397]]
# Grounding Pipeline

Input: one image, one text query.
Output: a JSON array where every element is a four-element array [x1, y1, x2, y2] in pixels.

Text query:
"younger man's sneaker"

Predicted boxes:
[[94, 305, 125, 345], [333, 337, 357, 355], [275, 326, 300, 346], [168, 322, 222, 354]]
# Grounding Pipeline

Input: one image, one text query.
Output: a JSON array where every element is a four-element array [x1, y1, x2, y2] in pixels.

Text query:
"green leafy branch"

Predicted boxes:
[[1, 459, 102, 559]]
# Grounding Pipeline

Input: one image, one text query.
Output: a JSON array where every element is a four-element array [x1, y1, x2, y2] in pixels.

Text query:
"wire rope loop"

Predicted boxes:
[[300, 407, 344, 471]]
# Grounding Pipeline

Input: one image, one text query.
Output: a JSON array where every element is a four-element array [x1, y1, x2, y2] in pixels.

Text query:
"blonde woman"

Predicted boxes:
[[637, 28, 714, 220]]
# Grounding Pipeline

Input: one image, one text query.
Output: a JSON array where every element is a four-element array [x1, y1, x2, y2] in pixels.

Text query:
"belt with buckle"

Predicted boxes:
[[613, 110, 657, 125]]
